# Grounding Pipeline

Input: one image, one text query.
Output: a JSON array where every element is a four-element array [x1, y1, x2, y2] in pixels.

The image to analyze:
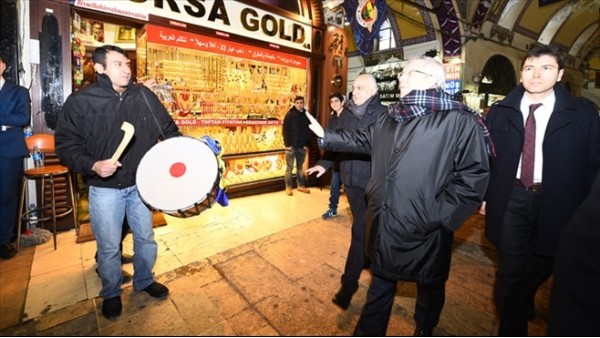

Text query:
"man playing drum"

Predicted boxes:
[[55, 45, 181, 319]]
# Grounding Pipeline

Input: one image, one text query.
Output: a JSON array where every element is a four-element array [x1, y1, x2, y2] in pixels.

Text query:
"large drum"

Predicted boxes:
[[136, 136, 219, 217]]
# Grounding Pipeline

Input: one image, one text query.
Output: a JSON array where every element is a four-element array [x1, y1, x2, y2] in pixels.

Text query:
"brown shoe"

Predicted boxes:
[[297, 187, 310, 194], [285, 187, 293, 196]]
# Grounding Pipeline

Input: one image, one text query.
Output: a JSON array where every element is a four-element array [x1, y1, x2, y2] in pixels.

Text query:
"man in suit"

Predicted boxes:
[[547, 170, 600, 336], [484, 45, 600, 335], [0, 54, 31, 259]]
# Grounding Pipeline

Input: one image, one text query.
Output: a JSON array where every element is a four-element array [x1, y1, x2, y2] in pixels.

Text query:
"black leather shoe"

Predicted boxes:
[[332, 287, 353, 310], [0, 243, 17, 260], [413, 327, 433, 336], [102, 296, 122, 319], [121, 270, 133, 284], [142, 281, 169, 298], [121, 254, 134, 264]]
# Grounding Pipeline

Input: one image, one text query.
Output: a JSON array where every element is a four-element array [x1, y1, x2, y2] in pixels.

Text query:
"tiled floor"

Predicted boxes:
[[1, 186, 553, 335], [21, 187, 348, 322]]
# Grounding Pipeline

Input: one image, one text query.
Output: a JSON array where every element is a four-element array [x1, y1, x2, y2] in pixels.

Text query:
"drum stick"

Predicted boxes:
[[110, 121, 135, 164]]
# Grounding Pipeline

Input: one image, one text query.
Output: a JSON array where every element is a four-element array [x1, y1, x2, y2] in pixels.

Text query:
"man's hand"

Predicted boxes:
[[137, 77, 156, 89], [478, 201, 486, 215], [306, 165, 326, 177], [92, 160, 121, 178], [305, 111, 324, 138]]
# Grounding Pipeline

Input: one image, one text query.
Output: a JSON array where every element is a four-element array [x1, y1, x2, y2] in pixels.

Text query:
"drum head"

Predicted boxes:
[[136, 137, 219, 213]]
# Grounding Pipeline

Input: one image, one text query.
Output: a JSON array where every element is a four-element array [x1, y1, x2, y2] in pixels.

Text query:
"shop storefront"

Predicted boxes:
[[30, 0, 328, 203]]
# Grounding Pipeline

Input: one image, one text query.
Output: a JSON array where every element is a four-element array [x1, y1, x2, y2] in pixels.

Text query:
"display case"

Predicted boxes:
[[136, 25, 309, 192]]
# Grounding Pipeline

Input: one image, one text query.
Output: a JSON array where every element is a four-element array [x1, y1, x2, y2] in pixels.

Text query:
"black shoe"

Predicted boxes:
[[121, 254, 134, 264], [102, 296, 122, 319], [0, 243, 17, 260], [413, 327, 433, 336], [332, 286, 354, 310], [142, 281, 169, 298], [121, 270, 133, 284]]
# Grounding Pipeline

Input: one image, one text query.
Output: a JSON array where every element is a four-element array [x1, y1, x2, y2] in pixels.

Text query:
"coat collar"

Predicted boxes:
[[498, 84, 575, 136]]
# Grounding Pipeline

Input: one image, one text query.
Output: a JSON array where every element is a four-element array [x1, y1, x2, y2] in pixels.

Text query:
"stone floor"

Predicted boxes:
[[0, 188, 551, 336]]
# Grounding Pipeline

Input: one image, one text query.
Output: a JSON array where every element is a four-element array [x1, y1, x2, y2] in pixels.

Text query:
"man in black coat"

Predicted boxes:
[[307, 75, 387, 310], [282, 96, 311, 195], [483, 45, 600, 335], [0, 54, 31, 259], [307, 56, 490, 336], [547, 170, 600, 336]]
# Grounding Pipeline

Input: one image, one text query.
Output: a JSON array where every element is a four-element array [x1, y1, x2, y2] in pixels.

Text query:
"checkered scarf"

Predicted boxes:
[[388, 88, 496, 157]]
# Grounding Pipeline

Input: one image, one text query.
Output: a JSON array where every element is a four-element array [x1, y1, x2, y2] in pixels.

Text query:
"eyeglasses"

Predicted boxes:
[[397, 69, 432, 79]]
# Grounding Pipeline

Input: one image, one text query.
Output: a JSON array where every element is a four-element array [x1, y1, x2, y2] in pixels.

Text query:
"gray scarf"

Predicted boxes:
[[346, 95, 375, 118]]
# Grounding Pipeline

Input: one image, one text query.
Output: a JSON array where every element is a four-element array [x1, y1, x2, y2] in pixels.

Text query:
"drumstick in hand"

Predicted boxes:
[[110, 121, 135, 164]]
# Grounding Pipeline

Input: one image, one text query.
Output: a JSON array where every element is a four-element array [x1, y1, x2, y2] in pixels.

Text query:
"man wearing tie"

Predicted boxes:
[[483, 45, 600, 335]]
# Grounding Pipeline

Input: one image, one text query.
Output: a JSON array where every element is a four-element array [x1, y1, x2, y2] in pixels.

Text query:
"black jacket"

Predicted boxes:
[[484, 84, 600, 256], [282, 107, 311, 148], [318, 97, 387, 189], [55, 74, 180, 189], [323, 109, 489, 284]]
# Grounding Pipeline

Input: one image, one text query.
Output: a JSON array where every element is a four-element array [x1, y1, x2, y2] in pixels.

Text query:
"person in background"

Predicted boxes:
[[483, 45, 600, 336], [547, 170, 600, 336], [306, 56, 491, 335], [0, 54, 31, 260], [282, 96, 311, 196], [307, 74, 387, 310], [320, 92, 346, 220], [55, 45, 181, 319]]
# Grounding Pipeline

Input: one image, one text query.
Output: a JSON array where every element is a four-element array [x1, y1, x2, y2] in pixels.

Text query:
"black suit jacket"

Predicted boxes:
[[484, 84, 600, 256], [0, 80, 31, 158]]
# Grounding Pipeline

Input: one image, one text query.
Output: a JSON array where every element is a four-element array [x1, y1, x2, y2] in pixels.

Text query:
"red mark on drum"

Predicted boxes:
[[170, 162, 186, 177]]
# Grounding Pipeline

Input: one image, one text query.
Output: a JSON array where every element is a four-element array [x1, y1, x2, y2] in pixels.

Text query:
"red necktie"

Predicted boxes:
[[521, 103, 542, 188]]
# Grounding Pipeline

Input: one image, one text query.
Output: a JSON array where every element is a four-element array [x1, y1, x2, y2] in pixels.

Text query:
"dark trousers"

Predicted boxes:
[[354, 275, 446, 336], [0, 157, 23, 246], [341, 185, 368, 293], [494, 186, 553, 336]]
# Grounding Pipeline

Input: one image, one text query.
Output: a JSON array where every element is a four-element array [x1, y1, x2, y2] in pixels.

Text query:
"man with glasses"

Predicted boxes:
[[306, 56, 491, 336]]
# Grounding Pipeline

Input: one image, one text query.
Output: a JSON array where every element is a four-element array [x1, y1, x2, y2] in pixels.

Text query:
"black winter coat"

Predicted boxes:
[[318, 97, 387, 189], [484, 84, 600, 256], [55, 74, 181, 189], [323, 109, 490, 284], [282, 107, 311, 148]]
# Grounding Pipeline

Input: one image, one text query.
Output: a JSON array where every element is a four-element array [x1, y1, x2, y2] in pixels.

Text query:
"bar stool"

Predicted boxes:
[[16, 134, 78, 250]]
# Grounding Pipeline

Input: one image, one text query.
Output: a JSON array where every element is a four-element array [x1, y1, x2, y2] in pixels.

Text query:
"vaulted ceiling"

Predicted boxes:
[[326, 0, 599, 72]]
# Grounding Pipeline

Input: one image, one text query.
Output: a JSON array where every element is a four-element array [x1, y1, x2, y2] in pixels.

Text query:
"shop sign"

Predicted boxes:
[[443, 63, 462, 81], [174, 119, 283, 126], [444, 80, 461, 95], [73, 0, 312, 52], [147, 25, 306, 69]]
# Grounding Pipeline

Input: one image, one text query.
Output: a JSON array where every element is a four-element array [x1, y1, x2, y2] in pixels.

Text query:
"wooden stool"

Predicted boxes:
[[16, 134, 78, 250]]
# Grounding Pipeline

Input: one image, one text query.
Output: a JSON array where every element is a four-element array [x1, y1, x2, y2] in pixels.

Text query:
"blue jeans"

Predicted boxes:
[[328, 170, 341, 211], [89, 185, 157, 299], [285, 147, 306, 188]]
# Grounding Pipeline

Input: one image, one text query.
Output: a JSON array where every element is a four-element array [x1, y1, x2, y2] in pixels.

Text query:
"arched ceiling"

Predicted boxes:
[[481, 0, 599, 64], [325, 0, 599, 68]]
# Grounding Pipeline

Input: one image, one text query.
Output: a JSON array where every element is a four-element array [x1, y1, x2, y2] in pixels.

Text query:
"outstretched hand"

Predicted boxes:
[[305, 111, 324, 138], [306, 165, 326, 178]]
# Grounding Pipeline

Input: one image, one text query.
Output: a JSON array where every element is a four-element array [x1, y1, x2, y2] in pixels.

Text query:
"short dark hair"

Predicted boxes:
[[92, 45, 128, 68], [294, 96, 304, 102], [522, 45, 564, 70], [329, 92, 344, 102]]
